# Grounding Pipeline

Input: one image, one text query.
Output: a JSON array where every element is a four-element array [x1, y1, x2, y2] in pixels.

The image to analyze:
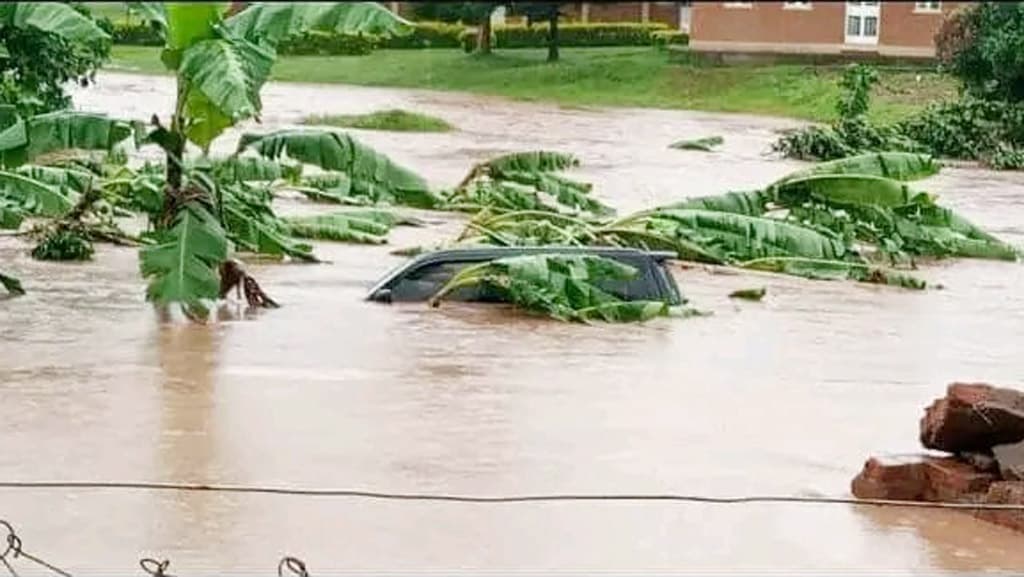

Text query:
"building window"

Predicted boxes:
[[914, 2, 941, 13], [783, 2, 812, 9], [723, 2, 752, 8]]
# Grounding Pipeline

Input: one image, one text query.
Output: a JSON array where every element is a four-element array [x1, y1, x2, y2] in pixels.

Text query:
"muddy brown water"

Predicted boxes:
[[1, 73, 1023, 573]]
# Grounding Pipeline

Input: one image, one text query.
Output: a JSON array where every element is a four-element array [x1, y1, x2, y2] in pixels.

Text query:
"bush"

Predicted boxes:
[[277, 31, 379, 56], [936, 3, 1024, 103], [110, 20, 164, 46], [651, 30, 689, 49], [460, 22, 669, 51], [382, 22, 466, 49]]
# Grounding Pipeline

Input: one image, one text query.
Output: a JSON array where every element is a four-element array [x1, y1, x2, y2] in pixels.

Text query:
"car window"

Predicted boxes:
[[389, 261, 481, 301]]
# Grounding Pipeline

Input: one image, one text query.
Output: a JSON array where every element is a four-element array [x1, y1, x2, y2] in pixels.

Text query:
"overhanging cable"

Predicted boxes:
[[0, 481, 1022, 510]]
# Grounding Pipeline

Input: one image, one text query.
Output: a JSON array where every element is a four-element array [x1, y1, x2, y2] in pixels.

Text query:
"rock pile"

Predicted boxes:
[[852, 383, 1024, 532]]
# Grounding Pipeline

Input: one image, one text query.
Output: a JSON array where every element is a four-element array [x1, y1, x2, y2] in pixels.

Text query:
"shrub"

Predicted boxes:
[[382, 22, 466, 49], [110, 20, 164, 46], [651, 30, 689, 49], [277, 31, 379, 56], [460, 22, 669, 51], [935, 2, 1024, 103]]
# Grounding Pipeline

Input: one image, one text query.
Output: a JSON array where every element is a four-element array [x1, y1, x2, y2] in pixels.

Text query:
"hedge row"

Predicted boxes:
[[108, 20, 687, 54], [461, 22, 672, 51]]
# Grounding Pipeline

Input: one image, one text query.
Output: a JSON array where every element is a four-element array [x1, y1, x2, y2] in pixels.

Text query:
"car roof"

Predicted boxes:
[[366, 245, 677, 298]]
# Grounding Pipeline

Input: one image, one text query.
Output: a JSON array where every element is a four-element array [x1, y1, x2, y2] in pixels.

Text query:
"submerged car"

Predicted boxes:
[[366, 246, 684, 304]]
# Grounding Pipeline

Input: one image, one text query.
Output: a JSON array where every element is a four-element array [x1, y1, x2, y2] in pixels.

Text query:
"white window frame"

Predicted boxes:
[[783, 2, 812, 10], [723, 2, 752, 8], [914, 1, 941, 13]]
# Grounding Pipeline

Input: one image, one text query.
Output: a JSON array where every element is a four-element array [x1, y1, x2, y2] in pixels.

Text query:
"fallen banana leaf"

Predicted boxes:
[[669, 136, 724, 152], [774, 152, 939, 184], [661, 189, 768, 216], [774, 174, 914, 209], [0, 272, 24, 295], [740, 256, 926, 289]]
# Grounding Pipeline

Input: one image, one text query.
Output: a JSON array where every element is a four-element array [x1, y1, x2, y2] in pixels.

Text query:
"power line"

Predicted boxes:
[[1, 480, 1023, 510]]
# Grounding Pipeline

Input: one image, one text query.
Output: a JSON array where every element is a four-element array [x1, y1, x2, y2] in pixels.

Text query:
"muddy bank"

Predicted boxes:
[[1, 74, 1024, 573]]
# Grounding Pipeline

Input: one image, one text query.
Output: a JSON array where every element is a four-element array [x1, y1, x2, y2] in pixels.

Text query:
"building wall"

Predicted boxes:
[[692, 2, 844, 45], [691, 1, 964, 56], [586, 2, 645, 22]]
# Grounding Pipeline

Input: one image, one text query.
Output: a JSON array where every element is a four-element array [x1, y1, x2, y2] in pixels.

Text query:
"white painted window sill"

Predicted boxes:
[[912, 8, 942, 14], [783, 6, 813, 11]]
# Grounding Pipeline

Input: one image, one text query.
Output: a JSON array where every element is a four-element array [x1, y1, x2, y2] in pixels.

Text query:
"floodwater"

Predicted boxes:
[[1, 72, 1023, 574]]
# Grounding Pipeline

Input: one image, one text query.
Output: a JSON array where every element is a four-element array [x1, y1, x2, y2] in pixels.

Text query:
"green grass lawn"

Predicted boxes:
[[107, 46, 957, 123]]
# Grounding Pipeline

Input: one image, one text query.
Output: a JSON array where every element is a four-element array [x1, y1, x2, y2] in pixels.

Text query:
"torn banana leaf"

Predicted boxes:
[[661, 190, 769, 216], [481, 151, 579, 176], [774, 174, 916, 209], [0, 199, 25, 229], [210, 156, 302, 183], [237, 129, 440, 208], [741, 257, 926, 289], [0, 170, 74, 216], [641, 209, 850, 262], [283, 210, 397, 244], [496, 170, 613, 216]]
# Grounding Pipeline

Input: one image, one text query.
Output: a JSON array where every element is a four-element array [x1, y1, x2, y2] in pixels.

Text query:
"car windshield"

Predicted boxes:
[[386, 257, 667, 302]]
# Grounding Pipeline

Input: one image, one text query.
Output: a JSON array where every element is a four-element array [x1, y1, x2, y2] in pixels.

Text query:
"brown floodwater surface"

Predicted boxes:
[[1, 74, 1023, 573]]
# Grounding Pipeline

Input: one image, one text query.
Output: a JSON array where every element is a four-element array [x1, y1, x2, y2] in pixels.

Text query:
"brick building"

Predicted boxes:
[[390, 2, 693, 31], [689, 1, 962, 59]]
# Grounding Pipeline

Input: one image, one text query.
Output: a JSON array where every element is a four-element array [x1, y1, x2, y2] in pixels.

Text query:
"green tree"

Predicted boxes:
[[0, 3, 111, 115], [412, 2, 503, 54], [125, 2, 410, 317], [936, 2, 1024, 103], [510, 2, 563, 62]]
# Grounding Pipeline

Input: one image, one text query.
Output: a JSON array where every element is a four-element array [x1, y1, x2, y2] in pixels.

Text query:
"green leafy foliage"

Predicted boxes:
[[449, 150, 612, 216], [238, 129, 439, 208], [741, 257, 926, 290], [300, 109, 454, 133], [460, 22, 669, 50], [773, 152, 939, 183], [0, 170, 74, 216], [0, 3, 111, 115], [429, 254, 674, 323], [139, 201, 228, 319], [224, 2, 411, 48], [935, 2, 1024, 103], [0, 271, 24, 295], [31, 228, 94, 261], [284, 210, 396, 244], [670, 136, 723, 152]]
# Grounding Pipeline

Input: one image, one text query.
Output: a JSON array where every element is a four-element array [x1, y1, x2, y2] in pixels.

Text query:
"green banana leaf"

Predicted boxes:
[[139, 201, 229, 319], [774, 174, 914, 209], [237, 129, 439, 208], [0, 199, 24, 229], [0, 272, 24, 296], [224, 2, 412, 48], [220, 183, 316, 261], [209, 156, 300, 183], [481, 151, 579, 176], [669, 136, 723, 152], [283, 211, 394, 244], [0, 170, 74, 216], [497, 170, 613, 216], [429, 254, 673, 323], [0, 2, 110, 43], [661, 190, 769, 216], [0, 105, 27, 166], [0, 111, 135, 168], [643, 209, 849, 262], [15, 165, 96, 192], [741, 257, 926, 289], [774, 152, 938, 184]]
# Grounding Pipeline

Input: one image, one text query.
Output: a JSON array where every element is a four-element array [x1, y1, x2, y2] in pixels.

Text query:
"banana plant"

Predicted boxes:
[[124, 2, 411, 317]]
